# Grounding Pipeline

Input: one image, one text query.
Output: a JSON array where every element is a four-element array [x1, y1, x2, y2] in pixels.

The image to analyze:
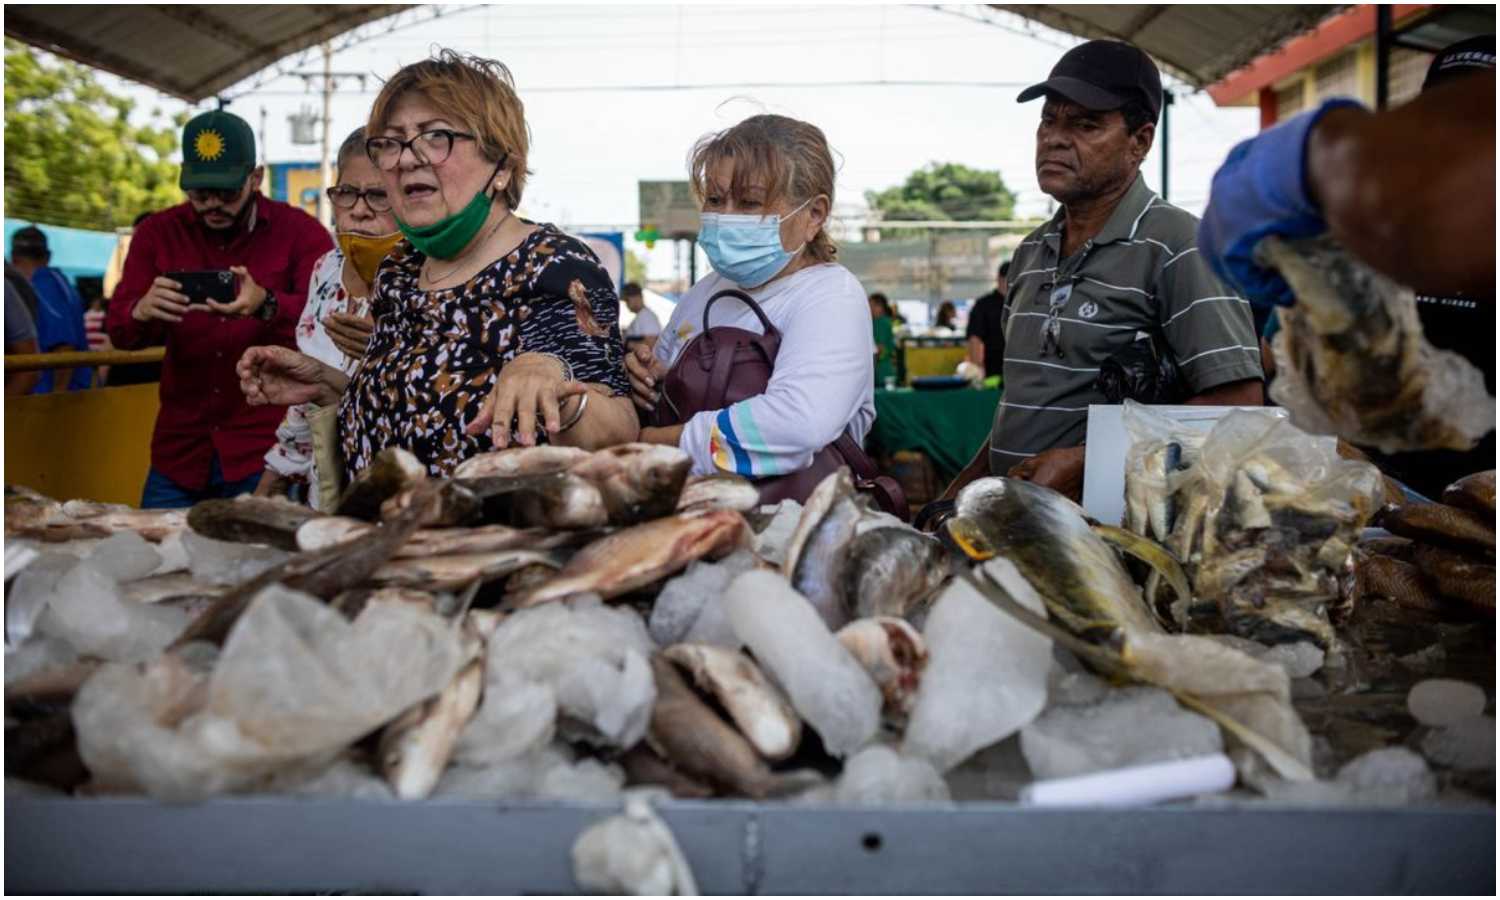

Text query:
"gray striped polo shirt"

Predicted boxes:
[[989, 173, 1262, 473]]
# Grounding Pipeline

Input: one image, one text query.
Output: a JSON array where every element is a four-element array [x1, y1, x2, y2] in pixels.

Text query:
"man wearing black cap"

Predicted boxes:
[[9, 225, 94, 392], [107, 109, 333, 508], [940, 40, 1263, 503]]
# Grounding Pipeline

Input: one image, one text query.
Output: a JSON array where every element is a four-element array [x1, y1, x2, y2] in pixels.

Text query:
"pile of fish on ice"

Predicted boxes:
[[3, 433, 1492, 810]]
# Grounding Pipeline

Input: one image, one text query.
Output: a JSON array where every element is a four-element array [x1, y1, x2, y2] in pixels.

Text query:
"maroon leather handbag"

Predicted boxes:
[[652, 289, 908, 519]]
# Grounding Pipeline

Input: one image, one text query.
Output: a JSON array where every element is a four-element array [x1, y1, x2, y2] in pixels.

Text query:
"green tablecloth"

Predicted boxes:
[[868, 386, 1001, 481]]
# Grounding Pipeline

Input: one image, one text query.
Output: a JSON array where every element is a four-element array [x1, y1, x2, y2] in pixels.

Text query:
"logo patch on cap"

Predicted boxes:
[[194, 129, 225, 162]]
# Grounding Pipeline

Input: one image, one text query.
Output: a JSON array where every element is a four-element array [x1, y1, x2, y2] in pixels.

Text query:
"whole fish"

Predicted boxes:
[[166, 482, 443, 648], [512, 509, 751, 608], [1354, 554, 1444, 612], [782, 469, 853, 580], [1378, 502, 1495, 555], [841, 527, 953, 620], [567, 443, 692, 524], [187, 496, 323, 550], [372, 549, 563, 591], [380, 480, 481, 527], [618, 744, 715, 799], [1259, 235, 1494, 453], [122, 572, 224, 606], [453, 446, 590, 479], [379, 659, 485, 800], [950, 478, 1315, 783], [1442, 470, 1496, 516], [457, 472, 608, 530], [1412, 543, 1496, 612], [661, 643, 802, 761], [946, 478, 1160, 640], [7, 501, 187, 543], [782, 471, 866, 631], [298, 517, 561, 558], [336, 447, 428, 521], [645, 655, 820, 800], [676, 473, 761, 514], [834, 617, 928, 723]]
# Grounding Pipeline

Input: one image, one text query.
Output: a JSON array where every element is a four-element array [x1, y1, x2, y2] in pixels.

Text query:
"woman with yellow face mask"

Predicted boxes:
[[253, 126, 400, 505]]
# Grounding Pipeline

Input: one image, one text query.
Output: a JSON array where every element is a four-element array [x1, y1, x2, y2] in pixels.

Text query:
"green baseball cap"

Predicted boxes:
[[180, 110, 257, 191]]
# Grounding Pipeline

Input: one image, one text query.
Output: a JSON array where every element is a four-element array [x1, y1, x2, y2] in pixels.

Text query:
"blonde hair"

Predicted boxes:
[[367, 49, 531, 209], [688, 114, 838, 263]]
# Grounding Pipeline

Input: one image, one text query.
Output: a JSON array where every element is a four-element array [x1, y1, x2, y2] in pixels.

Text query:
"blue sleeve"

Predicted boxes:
[[29, 275, 80, 352]]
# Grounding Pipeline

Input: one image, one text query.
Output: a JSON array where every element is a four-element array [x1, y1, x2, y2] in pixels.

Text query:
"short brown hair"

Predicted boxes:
[[367, 49, 531, 209], [688, 114, 838, 263]]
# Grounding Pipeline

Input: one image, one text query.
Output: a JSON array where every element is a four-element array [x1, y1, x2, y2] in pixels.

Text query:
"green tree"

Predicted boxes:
[[5, 39, 188, 230], [865, 162, 1017, 224], [625, 248, 648, 287]]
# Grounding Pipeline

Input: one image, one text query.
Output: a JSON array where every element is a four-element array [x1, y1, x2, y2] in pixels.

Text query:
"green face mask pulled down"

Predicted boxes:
[[395, 157, 506, 260], [396, 187, 495, 260]]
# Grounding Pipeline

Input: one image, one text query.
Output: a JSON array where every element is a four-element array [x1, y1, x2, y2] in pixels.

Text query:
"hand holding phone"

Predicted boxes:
[[165, 270, 236, 305], [131, 276, 192, 324]]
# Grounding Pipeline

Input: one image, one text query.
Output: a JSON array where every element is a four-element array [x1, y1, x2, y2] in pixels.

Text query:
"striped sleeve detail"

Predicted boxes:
[[1177, 344, 1261, 366], [709, 404, 782, 477], [1161, 246, 1200, 269], [1164, 295, 1251, 325]]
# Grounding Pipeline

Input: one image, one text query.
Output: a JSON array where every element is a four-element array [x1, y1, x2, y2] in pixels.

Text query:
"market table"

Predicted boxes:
[[869, 386, 1000, 482]]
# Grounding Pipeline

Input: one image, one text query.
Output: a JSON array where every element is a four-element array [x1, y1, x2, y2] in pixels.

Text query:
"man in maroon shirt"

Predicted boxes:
[[108, 110, 333, 508]]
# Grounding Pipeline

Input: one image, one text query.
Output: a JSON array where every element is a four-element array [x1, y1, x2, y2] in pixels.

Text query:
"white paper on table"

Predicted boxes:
[[1082, 405, 1287, 527]]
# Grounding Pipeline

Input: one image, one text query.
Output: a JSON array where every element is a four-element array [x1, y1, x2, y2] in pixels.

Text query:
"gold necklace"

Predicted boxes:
[[421, 208, 513, 287]]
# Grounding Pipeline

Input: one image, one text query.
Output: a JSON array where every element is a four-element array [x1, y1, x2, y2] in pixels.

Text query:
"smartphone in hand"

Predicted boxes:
[[166, 270, 235, 305]]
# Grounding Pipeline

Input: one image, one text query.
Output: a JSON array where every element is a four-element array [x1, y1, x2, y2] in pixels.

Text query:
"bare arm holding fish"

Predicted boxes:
[[1304, 75, 1495, 297], [1199, 60, 1495, 306]]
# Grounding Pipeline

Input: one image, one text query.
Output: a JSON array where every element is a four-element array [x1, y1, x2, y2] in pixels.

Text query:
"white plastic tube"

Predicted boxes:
[[1020, 753, 1236, 808]]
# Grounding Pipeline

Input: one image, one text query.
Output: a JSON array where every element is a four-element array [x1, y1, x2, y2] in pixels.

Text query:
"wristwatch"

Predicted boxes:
[[256, 288, 278, 322]]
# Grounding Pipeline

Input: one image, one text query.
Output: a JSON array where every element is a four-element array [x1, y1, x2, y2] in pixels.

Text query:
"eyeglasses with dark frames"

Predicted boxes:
[[326, 185, 392, 212], [364, 129, 477, 171]]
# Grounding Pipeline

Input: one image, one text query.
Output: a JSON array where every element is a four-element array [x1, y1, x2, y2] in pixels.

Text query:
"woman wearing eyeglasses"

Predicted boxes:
[[251, 127, 398, 505], [238, 50, 637, 483]]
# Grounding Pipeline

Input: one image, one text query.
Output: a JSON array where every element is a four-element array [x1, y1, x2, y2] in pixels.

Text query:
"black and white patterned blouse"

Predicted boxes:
[[338, 222, 630, 476]]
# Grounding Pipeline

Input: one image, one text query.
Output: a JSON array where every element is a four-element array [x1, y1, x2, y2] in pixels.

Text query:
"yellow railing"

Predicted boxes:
[[4, 348, 165, 372], [5, 352, 162, 505]]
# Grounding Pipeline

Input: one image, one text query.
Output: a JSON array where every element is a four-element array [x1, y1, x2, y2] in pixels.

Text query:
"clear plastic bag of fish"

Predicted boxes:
[[73, 585, 468, 800], [1258, 235, 1494, 454], [1122, 402, 1209, 544], [1162, 410, 1383, 647]]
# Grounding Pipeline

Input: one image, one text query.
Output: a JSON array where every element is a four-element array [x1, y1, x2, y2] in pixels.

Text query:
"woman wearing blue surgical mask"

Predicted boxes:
[[627, 114, 877, 484]]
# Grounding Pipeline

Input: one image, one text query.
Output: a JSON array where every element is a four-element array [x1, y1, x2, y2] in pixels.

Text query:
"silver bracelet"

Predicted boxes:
[[557, 390, 589, 433], [536, 352, 575, 385]]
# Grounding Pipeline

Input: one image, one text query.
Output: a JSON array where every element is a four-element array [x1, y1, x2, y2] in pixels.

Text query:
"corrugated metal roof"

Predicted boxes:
[[992, 5, 1348, 87], [3, 4, 406, 102]]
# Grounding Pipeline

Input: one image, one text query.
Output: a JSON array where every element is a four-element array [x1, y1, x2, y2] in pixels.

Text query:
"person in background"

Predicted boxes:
[[966, 259, 1009, 378], [621, 281, 661, 350], [108, 110, 334, 508], [868, 291, 899, 388], [625, 113, 875, 482], [5, 277, 41, 395], [935, 300, 958, 331], [1201, 35, 1495, 498], [101, 210, 163, 388], [940, 40, 1262, 504], [9, 226, 93, 392], [254, 127, 399, 506], [239, 50, 638, 478]]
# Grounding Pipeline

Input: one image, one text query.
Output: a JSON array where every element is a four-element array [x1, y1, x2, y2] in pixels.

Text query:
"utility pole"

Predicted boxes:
[[317, 42, 333, 228]]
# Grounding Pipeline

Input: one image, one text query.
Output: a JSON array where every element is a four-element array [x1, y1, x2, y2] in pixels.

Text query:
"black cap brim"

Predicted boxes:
[[1017, 75, 1130, 111]]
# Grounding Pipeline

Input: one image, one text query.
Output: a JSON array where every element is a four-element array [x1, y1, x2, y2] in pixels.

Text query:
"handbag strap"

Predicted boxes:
[[831, 431, 910, 522], [703, 288, 781, 340]]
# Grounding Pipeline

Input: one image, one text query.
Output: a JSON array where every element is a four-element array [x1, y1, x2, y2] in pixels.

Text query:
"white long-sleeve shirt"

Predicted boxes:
[[262, 249, 369, 507], [654, 263, 875, 478]]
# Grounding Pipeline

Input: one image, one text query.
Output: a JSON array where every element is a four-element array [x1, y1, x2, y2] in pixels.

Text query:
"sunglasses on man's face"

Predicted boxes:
[[187, 186, 244, 205]]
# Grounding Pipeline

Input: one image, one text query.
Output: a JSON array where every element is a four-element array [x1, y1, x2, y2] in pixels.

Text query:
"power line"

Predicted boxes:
[[244, 78, 1035, 98]]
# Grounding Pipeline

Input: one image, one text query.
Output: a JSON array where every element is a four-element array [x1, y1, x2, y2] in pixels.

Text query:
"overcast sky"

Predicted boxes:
[[99, 3, 1261, 278]]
